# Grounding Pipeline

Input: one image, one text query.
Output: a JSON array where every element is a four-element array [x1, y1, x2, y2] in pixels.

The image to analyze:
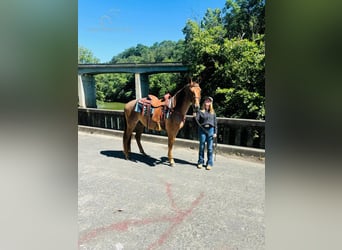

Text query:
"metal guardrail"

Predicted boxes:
[[78, 108, 265, 149]]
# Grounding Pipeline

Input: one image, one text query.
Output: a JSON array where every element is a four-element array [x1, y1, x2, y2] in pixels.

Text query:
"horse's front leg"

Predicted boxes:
[[167, 135, 176, 167]]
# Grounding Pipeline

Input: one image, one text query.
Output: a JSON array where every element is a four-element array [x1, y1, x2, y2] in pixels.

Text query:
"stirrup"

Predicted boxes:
[[156, 123, 161, 131]]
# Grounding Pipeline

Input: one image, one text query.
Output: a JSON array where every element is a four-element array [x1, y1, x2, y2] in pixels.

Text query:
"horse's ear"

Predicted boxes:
[[190, 75, 201, 85], [197, 76, 202, 85]]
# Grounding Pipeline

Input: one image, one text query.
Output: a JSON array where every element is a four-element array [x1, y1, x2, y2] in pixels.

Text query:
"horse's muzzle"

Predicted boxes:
[[193, 105, 200, 112]]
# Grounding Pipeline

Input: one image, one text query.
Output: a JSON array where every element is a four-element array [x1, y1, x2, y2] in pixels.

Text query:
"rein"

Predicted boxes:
[[169, 83, 199, 122], [168, 83, 188, 110], [193, 115, 210, 136]]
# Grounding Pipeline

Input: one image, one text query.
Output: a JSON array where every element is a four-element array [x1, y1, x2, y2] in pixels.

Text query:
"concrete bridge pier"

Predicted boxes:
[[135, 73, 149, 99], [78, 74, 97, 108]]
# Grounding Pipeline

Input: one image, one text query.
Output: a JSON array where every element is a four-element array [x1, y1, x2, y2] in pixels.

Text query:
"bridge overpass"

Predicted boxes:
[[78, 63, 189, 108], [78, 129, 265, 249]]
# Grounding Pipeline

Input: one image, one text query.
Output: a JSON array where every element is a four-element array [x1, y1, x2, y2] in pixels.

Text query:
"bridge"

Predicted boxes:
[[78, 63, 189, 108], [78, 129, 265, 249]]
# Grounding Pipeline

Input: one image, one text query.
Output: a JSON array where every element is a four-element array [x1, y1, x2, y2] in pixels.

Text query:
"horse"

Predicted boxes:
[[123, 80, 201, 167]]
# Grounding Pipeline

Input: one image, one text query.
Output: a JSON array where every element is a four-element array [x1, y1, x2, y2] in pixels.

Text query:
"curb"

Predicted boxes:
[[78, 125, 265, 161]]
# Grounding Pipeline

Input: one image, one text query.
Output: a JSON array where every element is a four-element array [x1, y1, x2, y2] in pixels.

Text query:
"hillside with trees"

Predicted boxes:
[[78, 0, 265, 119]]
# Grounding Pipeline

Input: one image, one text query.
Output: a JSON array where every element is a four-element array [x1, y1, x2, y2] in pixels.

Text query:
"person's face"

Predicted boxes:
[[205, 99, 211, 105]]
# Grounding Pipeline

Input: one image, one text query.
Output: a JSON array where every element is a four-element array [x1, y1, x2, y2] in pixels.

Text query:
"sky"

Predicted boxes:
[[78, 0, 227, 63]]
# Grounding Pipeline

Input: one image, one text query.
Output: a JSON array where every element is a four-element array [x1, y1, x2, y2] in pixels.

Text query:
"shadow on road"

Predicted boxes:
[[100, 150, 197, 168], [159, 156, 197, 167]]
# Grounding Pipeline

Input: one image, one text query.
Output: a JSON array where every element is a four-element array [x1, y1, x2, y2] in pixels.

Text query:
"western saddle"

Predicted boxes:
[[138, 93, 172, 131]]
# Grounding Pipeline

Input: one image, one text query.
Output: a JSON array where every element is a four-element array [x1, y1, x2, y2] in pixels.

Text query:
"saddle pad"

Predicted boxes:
[[134, 102, 154, 116]]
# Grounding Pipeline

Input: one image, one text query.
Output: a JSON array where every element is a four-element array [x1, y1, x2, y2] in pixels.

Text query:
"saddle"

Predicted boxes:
[[137, 93, 172, 130], [148, 95, 165, 108]]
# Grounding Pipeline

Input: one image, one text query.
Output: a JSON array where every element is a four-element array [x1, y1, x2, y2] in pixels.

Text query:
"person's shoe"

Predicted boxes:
[[197, 164, 203, 169], [206, 165, 212, 170]]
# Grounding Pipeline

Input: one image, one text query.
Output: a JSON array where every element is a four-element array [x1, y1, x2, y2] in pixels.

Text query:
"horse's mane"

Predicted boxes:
[[171, 84, 189, 109], [174, 84, 186, 96], [173, 82, 199, 98]]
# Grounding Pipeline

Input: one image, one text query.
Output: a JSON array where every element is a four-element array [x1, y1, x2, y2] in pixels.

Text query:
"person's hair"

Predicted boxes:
[[201, 101, 215, 114]]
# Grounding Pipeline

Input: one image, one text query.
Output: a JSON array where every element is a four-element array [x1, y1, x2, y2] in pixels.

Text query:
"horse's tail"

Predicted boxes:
[[123, 110, 131, 141], [123, 105, 128, 157], [122, 102, 133, 159], [123, 108, 127, 132]]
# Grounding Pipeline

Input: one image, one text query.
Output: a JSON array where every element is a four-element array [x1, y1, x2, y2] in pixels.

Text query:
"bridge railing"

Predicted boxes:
[[78, 108, 265, 149]]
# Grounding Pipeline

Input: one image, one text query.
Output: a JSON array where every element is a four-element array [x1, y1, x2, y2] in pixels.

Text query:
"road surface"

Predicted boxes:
[[78, 131, 265, 250]]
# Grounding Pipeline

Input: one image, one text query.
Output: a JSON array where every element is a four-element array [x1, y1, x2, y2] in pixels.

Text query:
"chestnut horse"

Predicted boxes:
[[123, 80, 201, 166]]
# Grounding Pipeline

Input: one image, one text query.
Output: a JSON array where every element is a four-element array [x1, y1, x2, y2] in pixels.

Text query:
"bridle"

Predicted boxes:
[[189, 84, 201, 112]]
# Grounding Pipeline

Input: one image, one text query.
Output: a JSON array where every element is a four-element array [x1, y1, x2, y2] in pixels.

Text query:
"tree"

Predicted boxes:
[[182, 9, 225, 86], [223, 0, 265, 40], [182, 2, 265, 119], [78, 46, 100, 63], [110, 40, 184, 63], [149, 73, 178, 97], [95, 73, 134, 102]]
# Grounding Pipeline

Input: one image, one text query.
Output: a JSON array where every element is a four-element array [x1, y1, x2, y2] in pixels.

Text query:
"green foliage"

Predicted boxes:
[[78, 46, 100, 63], [95, 73, 134, 103], [218, 36, 265, 93], [223, 0, 265, 40], [149, 73, 179, 97], [96, 101, 125, 110], [182, 0, 265, 119], [110, 40, 184, 63], [216, 87, 264, 119], [182, 9, 225, 80]]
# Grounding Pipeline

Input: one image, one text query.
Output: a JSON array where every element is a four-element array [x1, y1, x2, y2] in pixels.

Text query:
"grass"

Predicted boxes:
[[96, 101, 125, 110]]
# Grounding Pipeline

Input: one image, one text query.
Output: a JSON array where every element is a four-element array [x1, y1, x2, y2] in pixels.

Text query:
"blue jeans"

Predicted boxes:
[[198, 126, 214, 167]]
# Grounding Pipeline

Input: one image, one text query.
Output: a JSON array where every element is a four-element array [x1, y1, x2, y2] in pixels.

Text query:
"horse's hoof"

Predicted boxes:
[[170, 163, 175, 167]]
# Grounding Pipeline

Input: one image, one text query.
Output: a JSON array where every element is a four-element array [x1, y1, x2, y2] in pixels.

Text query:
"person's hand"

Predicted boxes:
[[213, 133, 217, 138]]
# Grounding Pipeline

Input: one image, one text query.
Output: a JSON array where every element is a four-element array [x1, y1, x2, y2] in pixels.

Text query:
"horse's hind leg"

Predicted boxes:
[[135, 122, 147, 156], [123, 125, 133, 160], [123, 112, 138, 160]]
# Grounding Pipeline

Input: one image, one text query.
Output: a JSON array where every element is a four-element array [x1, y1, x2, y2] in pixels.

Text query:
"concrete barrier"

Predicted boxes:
[[78, 108, 265, 149], [78, 125, 265, 161]]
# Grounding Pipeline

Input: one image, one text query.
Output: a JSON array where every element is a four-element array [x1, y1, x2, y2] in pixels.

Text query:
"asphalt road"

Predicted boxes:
[[78, 131, 265, 250]]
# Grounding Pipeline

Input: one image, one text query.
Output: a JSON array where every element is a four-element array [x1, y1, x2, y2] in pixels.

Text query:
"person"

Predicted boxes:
[[193, 96, 217, 170]]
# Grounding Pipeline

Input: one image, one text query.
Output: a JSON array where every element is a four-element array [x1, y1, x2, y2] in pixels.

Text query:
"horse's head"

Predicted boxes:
[[188, 80, 201, 112]]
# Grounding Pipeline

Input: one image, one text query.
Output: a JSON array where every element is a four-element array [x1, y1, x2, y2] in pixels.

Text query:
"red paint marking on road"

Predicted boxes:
[[166, 182, 178, 211], [147, 192, 205, 250], [147, 220, 179, 250], [78, 183, 204, 249], [79, 217, 171, 246]]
